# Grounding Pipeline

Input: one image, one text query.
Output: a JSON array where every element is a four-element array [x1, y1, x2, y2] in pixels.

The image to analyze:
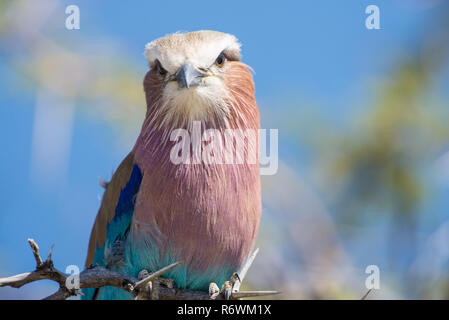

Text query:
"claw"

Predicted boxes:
[[158, 277, 175, 289], [210, 249, 277, 300], [221, 281, 232, 300], [138, 269, 149, 280], [134, 261, 181, 290], [209, 282, 220, 300]]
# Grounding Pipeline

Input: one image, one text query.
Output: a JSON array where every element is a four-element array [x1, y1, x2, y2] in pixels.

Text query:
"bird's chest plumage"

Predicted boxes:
[[125, 140, 261, 290]]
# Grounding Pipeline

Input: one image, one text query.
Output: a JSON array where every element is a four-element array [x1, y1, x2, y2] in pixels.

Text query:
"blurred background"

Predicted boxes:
[[1, 0, 449, 299]]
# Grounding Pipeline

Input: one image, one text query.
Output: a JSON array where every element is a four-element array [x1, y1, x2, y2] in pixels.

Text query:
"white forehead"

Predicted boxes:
[[144, 30, 241, 73]]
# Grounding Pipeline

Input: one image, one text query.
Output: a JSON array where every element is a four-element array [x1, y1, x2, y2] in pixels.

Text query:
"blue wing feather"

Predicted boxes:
[[82, 162, 142, 299], [106, 164, 142, 246]]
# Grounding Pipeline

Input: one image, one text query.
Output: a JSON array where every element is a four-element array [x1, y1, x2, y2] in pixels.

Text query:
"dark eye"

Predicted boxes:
[[155, 60, 167, 76], [215, 53, 226, 67]]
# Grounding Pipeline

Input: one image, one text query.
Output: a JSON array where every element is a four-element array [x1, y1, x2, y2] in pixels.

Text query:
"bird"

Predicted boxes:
[[82, 30, 261, 299]]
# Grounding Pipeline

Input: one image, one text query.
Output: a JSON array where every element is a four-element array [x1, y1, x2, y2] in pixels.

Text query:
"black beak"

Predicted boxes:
[[175, 63, 206, 88]]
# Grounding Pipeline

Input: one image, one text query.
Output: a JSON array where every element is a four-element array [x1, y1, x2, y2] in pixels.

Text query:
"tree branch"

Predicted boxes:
[[0, 239, 279, 300]]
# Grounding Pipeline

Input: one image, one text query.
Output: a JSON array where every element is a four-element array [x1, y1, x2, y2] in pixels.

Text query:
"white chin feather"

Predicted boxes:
[[155, 77, 231, 131]]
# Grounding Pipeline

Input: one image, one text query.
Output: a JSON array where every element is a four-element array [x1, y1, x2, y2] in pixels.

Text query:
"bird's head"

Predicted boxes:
[[142, 30, 257, 133]]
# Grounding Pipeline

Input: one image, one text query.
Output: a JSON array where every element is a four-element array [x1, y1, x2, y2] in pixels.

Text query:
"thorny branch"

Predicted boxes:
[[0, 239, 279, 300]]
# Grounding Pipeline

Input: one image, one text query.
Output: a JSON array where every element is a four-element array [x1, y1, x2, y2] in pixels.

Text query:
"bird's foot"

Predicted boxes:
[[208, 249, 280, 300], [134, 262, 181, 300], [157, 277, 175, 288], [138, 269, 175, 288], [138, 269, 150, 280], [209, 280, 234, 300]]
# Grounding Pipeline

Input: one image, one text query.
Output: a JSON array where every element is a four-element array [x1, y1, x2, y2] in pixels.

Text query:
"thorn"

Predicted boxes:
[[46, 244, 55, 262], [231, 290, 280, 299], [361, 289, 372, 300], [134, 262, 181, 291], [239, 248, 259, 282], [232, 248, 259, 293]]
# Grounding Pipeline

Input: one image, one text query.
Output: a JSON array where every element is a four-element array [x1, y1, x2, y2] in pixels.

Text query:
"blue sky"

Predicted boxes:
[[81, 1, 434, 105]]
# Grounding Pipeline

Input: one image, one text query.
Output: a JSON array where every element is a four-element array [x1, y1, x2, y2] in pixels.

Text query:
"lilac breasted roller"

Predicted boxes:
[[83, 31, 261, 299]]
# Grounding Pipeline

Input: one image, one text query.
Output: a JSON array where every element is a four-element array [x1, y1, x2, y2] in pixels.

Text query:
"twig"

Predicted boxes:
[[0, 240, 279, 300], [232, 291, 280, 299], [28, 239, 44, 267], [361, 289, 373, 300]]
